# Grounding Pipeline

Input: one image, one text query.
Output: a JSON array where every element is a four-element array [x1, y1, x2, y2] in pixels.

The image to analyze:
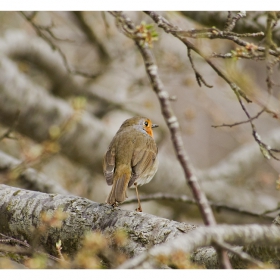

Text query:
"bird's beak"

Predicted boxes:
[[152, 124, 159, 128]]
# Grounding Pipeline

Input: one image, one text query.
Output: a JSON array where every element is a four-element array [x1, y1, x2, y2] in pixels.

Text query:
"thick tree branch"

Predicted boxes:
[[0, 55, 111, 172], [120, 224, 280, 269], [0, 30, 130, 118], [0, 150, 69, 195], [0, 184, 195, 258], [1, 185, 280, 269]]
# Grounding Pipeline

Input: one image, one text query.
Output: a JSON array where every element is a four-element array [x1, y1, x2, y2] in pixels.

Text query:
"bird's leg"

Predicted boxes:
[[112, 201, 119, 208], [135, 184, 142, 212]]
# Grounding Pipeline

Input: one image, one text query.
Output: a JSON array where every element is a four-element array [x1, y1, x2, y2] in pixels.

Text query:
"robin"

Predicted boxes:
[[103, 116, 159, 212]]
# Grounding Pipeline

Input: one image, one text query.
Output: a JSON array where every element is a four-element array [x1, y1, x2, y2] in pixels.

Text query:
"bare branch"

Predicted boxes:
[[224, 11, 247, 32], [213, 240, 264, 268], [145, 11, 252, 103], [212, 108, 265, 128], [123, 193, 274, 222], [187, 48, 213, 88], [110, 11, 216, 227], [72, 11, 110, 62], [120, 224, 280, 269], [145, 11, 280, 161]]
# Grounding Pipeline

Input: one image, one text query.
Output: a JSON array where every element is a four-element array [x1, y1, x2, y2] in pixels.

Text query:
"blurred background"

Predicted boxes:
[[0, 11, 279, 225]]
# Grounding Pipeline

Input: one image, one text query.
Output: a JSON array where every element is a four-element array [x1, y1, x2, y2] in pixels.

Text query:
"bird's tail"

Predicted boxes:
[[106, 165, 130, 205]]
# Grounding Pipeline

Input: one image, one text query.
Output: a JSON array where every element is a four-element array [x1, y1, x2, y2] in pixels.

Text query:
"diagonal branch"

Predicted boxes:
[[145, 11, 252, 103], [110, 11, 216, 227]]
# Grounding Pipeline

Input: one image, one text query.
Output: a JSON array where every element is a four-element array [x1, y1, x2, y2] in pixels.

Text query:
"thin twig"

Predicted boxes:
[[123, 193, 274, 222], [212, 52, 265, 60], [172, 28, 278, 59], [0, 233, 66, 263], [212, 108, 265, 128], [187, 48, 213, 88], [145, 11, 252, 103], [72, 11, 110, 62]]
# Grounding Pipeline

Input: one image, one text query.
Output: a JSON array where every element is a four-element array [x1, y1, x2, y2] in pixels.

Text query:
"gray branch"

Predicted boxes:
[[0, 55, 111, 172], [0, 184, 195, 258], [1, 184, 280, 268], [120, 224, 280, 268], [0, 150, 69, 195]]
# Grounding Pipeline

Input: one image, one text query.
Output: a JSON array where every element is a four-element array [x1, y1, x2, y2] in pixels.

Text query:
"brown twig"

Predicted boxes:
[[212, 52, 265, 61], [110, 11, 216, 226], [224, 11, 247, 32], [72, 11, 110, 62], [123, 193, 274, 222], [109, 11, 232, 268], [187, 48, 213, 88], [213, 240, 264, 268], [212, 108, 265, 128]]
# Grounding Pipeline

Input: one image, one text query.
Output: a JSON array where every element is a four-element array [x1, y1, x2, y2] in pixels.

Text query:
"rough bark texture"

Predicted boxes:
[[1, 184, 280, 269], [120, 224, 280, 268], [0, 184, 196, 258]]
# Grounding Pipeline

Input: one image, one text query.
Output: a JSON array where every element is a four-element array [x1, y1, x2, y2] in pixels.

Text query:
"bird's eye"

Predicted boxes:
[[144, 121, 149, 127]]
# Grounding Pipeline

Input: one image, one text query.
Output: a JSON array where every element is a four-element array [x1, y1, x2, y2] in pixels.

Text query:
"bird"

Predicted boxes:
[[103, 116, 159, 212]]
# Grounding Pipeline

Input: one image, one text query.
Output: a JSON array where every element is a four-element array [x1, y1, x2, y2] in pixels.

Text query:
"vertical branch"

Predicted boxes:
[[109, 12, 216, 226]]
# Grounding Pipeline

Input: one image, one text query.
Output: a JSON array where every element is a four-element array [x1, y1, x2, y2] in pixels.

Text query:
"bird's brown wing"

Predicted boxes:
[[128, 138, 158, 187], [103, 146, 115, 186]]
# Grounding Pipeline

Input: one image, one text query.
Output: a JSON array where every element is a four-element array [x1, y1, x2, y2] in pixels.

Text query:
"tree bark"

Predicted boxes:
[[1, 184, 280, 268], [0, 184, 195, 258], [120, 224, 280, 269]]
